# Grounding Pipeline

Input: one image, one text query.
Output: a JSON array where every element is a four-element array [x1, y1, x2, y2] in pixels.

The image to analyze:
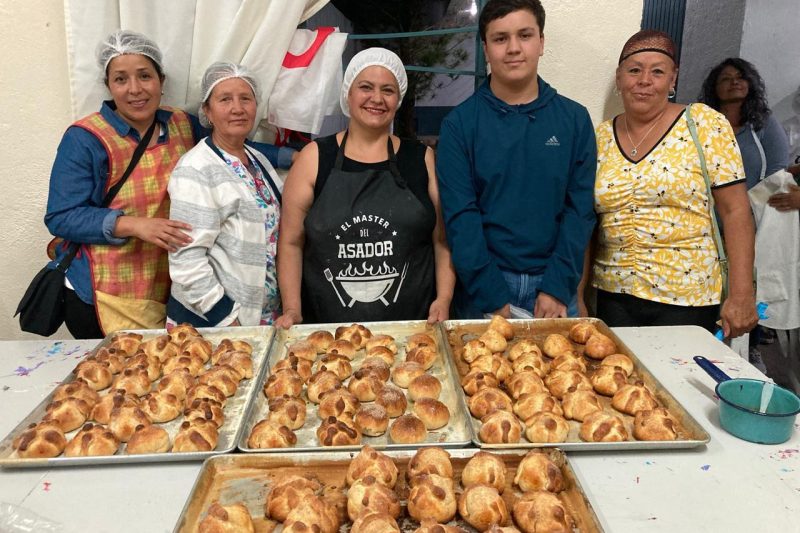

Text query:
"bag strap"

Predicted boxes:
[[749, 125, 767, 182], [685, 104, 727, 267], [57, 118, 158, 273]]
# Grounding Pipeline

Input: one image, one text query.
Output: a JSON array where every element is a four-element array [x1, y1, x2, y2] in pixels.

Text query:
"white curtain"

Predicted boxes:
[[64, 0, 329, 139]]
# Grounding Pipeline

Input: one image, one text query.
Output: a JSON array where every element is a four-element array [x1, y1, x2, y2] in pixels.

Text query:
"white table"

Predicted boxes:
[[0, 327, 797, 532]]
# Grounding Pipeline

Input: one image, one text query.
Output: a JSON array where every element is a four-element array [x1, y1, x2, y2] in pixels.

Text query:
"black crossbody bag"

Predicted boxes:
[[15, 119, 157, 336]]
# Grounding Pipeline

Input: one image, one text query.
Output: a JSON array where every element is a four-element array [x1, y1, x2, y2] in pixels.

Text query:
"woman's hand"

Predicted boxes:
[[720, 294, 758, 338], [533, 292, 567, 318], [427, 298, 451, 324], [274, 309, 302, 329], [115, 216, 192, 252], [767, 184, 800, 211]]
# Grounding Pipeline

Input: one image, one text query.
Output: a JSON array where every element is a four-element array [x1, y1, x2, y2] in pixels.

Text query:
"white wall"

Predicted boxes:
[[0, 0, 72, 339], [0, 0, 642, 340], [740, 0, 800, 125]]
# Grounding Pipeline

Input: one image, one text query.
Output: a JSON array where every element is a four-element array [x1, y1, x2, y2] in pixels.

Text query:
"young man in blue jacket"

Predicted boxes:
[[436, 0, 596, 319]]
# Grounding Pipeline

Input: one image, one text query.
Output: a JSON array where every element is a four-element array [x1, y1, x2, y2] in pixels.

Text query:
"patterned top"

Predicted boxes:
[[592, 104, 745, 306], [218, 147, 281, 325]]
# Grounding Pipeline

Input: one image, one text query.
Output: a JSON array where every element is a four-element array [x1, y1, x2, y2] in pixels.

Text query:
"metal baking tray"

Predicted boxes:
[[174, 448, 604, 532], [443, 318, 711, 451], [238, 321, 472, 452], [0, 326, 274, 468]]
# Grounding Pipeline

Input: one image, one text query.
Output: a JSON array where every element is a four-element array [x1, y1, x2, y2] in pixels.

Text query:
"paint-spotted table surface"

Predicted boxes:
[[0, 328, 797, 532]]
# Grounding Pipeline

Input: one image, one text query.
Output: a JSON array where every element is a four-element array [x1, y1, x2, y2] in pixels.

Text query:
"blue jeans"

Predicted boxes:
[[453, 271, 578, 319]]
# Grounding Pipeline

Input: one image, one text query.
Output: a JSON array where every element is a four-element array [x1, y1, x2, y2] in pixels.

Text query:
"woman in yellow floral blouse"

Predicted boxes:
[[587, 30, 758, 338]]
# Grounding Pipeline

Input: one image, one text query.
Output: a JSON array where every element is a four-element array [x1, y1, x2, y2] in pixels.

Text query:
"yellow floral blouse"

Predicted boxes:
[[592, 103, 745, 306]]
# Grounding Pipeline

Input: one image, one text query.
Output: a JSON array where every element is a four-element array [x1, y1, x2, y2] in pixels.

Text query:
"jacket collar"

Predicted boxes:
[[100, 100, 173, 139]]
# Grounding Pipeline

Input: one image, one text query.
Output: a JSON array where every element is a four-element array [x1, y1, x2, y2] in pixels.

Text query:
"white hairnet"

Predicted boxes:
[[340, 47, 408, 117], [198, 62, 260, 128], [96, 30, 164, 77]]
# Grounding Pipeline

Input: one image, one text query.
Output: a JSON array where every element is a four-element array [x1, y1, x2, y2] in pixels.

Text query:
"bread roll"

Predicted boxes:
[[273, 354, 312, 383], [512, 491, 572, 533], [265, 475, 321, 521], [406, 333, 436, 352], [307, 330, 335, 353], [590, 365, 629, 396], [468, 387, 513, 419], [168, 323, 200, 344], [64, 423, 119, 457], [406, 345, 438, 370], [198, 502, 254, 533], [510, 352, 549, 378], [74, 360, 114, 391], [458, 484, 509, 530], [600, 353, 635, 375], [197, 365, 239, 397], [545, 370, 592, 400], [187, 383, 227, 407], [488, 314, 514, 340], [583, 332, 617, 360], [355, 404, 389, 437], [216, 350, 254, 380], [569, 322, 599, 344], [461, 369, 499, 396], [348, 369, 384, 402], [13, 421, 67, 459], [316, 416, 361, 446], [162, 353, 204, 377], [52, 378, 100, 408], [108, 332, 143, 356], [407, 447, 453, 482], [264, 369, 304, 399], [247, 419, 297, 449], [108, 403, 151, 442], [346, 475, 401, 521], [315, 353, 353, 380], [550, 352, 587, 373], [633, 407, 678, 441], [506, 370, 547, 399], [365, 334, 397, 353], [389, 414, 427, 444], [43, 397, 91, 432], [413, 398, 450, 430], [139, 391, 182, 423], [360, 357, 391, 382], [287, 340, 317, 362], [346, 444, 398, 487], [318, 388, 360, 421], [157, 368, 195, 401], [523, 412, 570, 443], [408, 373, 442, 401], [173, 418, 219, 452], [350, 511, 400, 533], [126, 424, 170, 454], [514, 451, 564, 492], [93, 348, 127, 374], [373, 385, 406, 420], [508, 339, 543, 361], [336, 323, 372, 349], [462, 339, 492, 364], [391, 362, 425, 388], [364, 346, 395, 366], [327, 339, 357, 360], [461, 451, 506, 493], [140, 335, 178, 363], [307, 370, 342, 404], [414, 521, 465, 533], [180, 336, 212, 363], [91, 390, 138, 424], [266, 395, 306, 430], [561, 387, 603, 422], [611, 381, 659, 415], [542, 334, 574, 358], [478, 328, 508, 353], [283, 496, 340, 533], [479, 409, 522, 444], [469, 354, 513, 383], [513, 392, 563, 420], [579, 411, 629, 442], [407, 474, 456, 523], [123, 353, 162, 382], [184, 398, 226, 428]]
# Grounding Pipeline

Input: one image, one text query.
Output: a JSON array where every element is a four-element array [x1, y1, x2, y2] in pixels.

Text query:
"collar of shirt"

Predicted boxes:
[[100, 100, 174, 142]]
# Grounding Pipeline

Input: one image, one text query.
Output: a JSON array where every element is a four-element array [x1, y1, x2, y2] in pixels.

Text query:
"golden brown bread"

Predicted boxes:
[[90, 389, 138, 424], [157, 368, 195, 401], [488, 314, 515, 340], [365, 334, 397, 353], [407, 447, 454, 482], [478, 328, 508, 353], [583, 332, 617, 360], [461, 369, 499, 396], [186, 383, 227, 407], [265, 475, 321, 521], [462, 339, 493, 363], [561, 388, 603, 422], [346, 475, 401, 520], [611, 381, 659, 415], [508, 339, 544, 361], [407, 473, 457, 523], [168, 323, 201, 344], [360, 357, 391, 382], [306, 330, 335, 353], [406, 345, 438, 370], [348, 369, 384, 402], [457, 484, 510, 530], [510, 352, 549, 378], [315, 353, 353, 380], [544, 370, 592, 400], [161, 353, 204, 377], [247, 419, 297, 448], [600, 353, 635, 375], [108, 332, 143, 356], [479, 409, 522, 444], [318, 388, 360, 420], [406, 332, 436, 352], [216, 350, 253, 380], [469, 354, 513, 382], [388, 414, 427, 444], [287, 340, 317, 362], [123, 352, 162, 382], [350, 511, 400, 533], [375, 385, 407, 418], [179, 336, 212, 363], [307, 370, 342, 404], [74, 360, 114, 391], [506, 370, 547, 399], [413, 398, 450, 430], [364, 346, 396, 366], [139, 335, 179, 363], [266, 395, 306, 429], [173, 418, 219, 452], [523, 412, 570, 443], [107, 400, 151, 442], [64, 423, 119, 457], [513, 392, 563, 420], [633, 407, 678, 441], [408, 373, 442, 401], [569, 322, 599, 344], [264, 369, 304, 399], [542, 334, 574, 358], [336, 323, 372, 349], [13, 421, 66, 458], [197, 365, 240, 397], [354, 404, 389, 437], [43, 397, 92, 432], [327, 339, 357, 360], [198, 501, 254, 533], [346, 444, 398, 487], [273, 354, 312, 382], [414, 521, 466, 533], [590, 365, 629, 396], [52, 378, 100, 407], [550, 352, 587, 373], [284, 495, 340, 533], [126, 424, 170, 454], [512, 490, 572, 533], [317, 416, 361, 446], [579, 411, 629, 442], [184, 398, 226, 428], [92, 348, 127, 374], [461, 451, 506, 493], [391, 361, 425, 388], [139, 391, 182, 423], [514, 451, 565, 492], [468, 387, 513, 419]]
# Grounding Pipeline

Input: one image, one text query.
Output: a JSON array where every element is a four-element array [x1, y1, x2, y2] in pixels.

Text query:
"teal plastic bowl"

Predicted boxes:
[[716, 379, 800, 444]]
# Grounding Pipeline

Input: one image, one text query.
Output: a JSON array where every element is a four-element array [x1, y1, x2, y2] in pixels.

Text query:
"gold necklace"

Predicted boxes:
[[624, 108, 666, 157]]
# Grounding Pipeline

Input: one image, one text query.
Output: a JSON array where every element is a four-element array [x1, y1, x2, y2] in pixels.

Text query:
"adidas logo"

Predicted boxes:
[[545, 136, 560, 146]]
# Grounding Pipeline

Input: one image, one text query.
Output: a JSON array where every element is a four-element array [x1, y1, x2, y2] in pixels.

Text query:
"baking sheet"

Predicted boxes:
[[443, 318, 711, 451], [174, 448, 604, 532], [0, 326, 274, 468], [238, 321, 472, 452]]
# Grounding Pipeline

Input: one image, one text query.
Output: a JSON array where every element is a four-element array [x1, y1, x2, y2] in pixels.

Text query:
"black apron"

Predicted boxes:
[[302, 133, 436, 323]]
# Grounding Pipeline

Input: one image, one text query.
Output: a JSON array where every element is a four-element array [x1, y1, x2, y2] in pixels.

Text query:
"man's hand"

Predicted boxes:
[[533, 292, 567, 318], [768, 184, 800, 212]]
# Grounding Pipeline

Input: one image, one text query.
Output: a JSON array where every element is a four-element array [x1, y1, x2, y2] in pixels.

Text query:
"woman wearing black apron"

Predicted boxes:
[[276, 48, 455, 327]]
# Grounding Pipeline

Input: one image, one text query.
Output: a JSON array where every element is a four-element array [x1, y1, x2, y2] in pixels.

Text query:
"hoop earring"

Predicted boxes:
[[669, 88, 676, 98]]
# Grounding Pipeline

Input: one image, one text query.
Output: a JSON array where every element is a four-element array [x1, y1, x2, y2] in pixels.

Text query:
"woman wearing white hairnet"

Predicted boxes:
[[275, 47, 455, 327], [166, 62, 283, 327]]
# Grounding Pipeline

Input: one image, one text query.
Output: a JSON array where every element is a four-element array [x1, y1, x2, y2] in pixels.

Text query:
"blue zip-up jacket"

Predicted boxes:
[[44, 101, 294, 306], [436, 77, 597, 313]]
